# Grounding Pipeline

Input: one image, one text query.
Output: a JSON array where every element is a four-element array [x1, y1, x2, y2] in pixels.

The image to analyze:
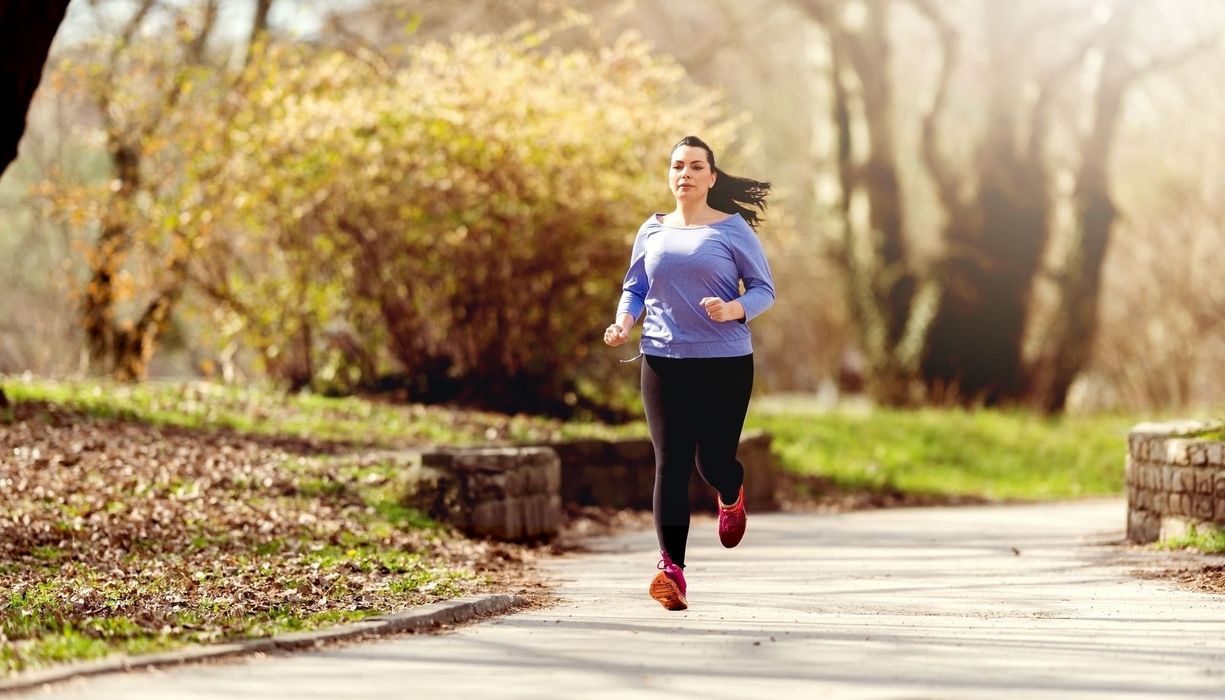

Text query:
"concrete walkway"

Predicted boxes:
[[24, 500, 1225, 699]]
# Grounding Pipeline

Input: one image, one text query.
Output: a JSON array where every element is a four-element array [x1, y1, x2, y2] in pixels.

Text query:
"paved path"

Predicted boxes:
[[24, 500, 1225, 699]]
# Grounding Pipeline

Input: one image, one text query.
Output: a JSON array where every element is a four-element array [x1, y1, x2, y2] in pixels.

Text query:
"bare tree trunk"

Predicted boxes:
[[113, 267, 187, 381], [794, 0, 1220, 411], [0, 0, 70, 177], [920, 2, 1050, 404], [79, 0, 221, 380], [1026, 5, 1217, 411], [82, 142, 142, 373], [251, 0, 273, 39], [799, 0, 923, 403]]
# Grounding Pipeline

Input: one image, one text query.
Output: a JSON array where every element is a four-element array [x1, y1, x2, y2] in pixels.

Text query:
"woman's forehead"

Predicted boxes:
[[670, 145, 709, 163]]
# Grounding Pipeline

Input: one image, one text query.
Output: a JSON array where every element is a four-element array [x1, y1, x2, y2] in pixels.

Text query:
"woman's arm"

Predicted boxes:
[[607, 225, 649, 346], [730, 224, 776, 323]]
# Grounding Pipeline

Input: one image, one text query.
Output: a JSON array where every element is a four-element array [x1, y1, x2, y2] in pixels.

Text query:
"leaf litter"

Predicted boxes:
[[0, 400, 548, 675]]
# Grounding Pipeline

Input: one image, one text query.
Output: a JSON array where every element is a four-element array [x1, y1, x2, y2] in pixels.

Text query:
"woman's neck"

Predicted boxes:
[[670, 201, 716, 226]]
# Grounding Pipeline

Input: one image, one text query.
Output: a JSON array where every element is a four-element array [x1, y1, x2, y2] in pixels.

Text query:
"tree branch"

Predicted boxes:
[[1026, 28, 1099, 166], [1128, 33, 1223, 82], [244, 0, 274, 69], [907, 0, 966, 217], [186, 0, 220, 65]]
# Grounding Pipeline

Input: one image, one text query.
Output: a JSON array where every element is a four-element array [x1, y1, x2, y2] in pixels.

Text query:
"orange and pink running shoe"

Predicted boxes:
[[649, 550, 688, 611], [718, 485, 747, 548]]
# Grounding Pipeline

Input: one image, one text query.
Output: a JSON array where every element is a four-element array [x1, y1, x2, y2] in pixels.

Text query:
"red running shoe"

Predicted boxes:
[[718, 486, 747, 548], [649, 550, 688, 611]]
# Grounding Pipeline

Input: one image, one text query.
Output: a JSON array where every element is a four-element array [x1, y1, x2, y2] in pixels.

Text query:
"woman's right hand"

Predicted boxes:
[[604, 323, 629, 347]]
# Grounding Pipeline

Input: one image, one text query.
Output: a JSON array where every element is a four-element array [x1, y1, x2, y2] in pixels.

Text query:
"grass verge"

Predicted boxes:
[[2, 377, 636, 447], [747, 407, 1144, 500], [1156, 524, 1225, 554]]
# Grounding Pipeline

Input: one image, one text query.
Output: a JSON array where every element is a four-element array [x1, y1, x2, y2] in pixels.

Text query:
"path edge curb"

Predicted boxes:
[[0, 593, 524, 696]]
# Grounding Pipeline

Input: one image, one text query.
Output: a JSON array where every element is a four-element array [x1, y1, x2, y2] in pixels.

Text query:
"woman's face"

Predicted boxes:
[[669, 145, 716, 203]]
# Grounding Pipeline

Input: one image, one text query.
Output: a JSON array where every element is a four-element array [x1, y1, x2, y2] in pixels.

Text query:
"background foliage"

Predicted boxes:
[[1, 0, 1223, 416]]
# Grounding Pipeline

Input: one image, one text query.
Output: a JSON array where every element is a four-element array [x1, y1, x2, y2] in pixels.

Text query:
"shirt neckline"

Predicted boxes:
[[652, 212, 740, 229]]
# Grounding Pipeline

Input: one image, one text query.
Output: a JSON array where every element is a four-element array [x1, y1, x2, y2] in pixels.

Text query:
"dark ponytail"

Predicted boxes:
[[672, 135, 771, 231]]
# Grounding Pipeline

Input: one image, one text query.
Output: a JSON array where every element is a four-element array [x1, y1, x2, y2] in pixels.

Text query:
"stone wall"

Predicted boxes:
[[402, 447, 562, 542], [1126, 421, 1225, 543], [540, 430, 780, 514], [402, 431, 781, 541]]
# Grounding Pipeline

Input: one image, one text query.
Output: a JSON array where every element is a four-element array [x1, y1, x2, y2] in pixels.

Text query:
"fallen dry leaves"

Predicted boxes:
[[0, 400, 542, 673]]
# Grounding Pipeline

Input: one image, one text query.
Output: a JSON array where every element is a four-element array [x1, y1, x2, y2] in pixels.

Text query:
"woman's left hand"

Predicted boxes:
[[700, 297, 745, 323]]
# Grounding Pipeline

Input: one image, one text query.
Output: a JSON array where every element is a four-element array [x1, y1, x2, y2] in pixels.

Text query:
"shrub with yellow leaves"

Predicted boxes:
[[200, 28, 741, 415]]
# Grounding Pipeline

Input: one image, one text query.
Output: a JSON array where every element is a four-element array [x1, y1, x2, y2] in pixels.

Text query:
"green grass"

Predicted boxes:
[[1157, 524, 1225, 554], [1187, 427, 1225, 441], [2, 377, 638, 447], [747, 406, 1142, 500]]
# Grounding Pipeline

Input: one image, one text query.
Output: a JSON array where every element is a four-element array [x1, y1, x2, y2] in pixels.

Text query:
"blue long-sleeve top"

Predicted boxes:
[[616, 212, 775, 358]]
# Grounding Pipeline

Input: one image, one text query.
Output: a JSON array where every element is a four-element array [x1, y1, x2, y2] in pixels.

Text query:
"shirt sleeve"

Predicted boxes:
[[731, 222, 775, 323], [616, 225, 650, 321]]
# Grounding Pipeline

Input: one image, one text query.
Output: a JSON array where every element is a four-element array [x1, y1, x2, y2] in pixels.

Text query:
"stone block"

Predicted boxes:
[[562, 462, 648, 510], [1191, 445, 1208, 466], [1166, 493, 1183, 516], [1161, 464, 1174, 491], [405, 447, 561, 541], [1208, 443, 1225, 467], [1152, 492, 1168, 514], [1195, 469, 1215, 495], [1125, 457, 1137, 486], [1193, 495, 1215, 520], [1215, 499, 1225, 523], [741, 432, 781, 512], [1214, 472, 1225, 497], [1170, 468, 1187, 493], [1160, 515, 1195, 541], [609, 437, 655, 464], [635, 457, 656, 503], [1168, 440, 1192, 465], [1142, 463, 1158, 490], [1127, 508, 1160, 544], [1179, 493, 1195, 516], [547, 439, 611, 468], [1138, 488, 1153, 511], [1147, 438, 1162, 460]]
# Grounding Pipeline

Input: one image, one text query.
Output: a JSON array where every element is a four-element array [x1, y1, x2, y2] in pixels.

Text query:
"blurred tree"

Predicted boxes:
[[795, 0, 927, 404], [796, 0, 1221, 410], [193, 25, 736, 415], [36, 0, 275, 380], [0, 0, 70, 177]]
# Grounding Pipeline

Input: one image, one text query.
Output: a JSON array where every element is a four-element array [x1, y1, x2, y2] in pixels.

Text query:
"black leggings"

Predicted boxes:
[[641, 353, 754, 568]]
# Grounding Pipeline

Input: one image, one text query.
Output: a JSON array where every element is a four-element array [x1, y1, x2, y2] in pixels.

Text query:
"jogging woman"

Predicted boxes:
[[603, 135, 775, 611]]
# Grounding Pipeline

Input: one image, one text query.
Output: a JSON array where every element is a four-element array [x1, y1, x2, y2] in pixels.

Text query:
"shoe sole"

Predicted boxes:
[[649, 572, 688, 611]]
